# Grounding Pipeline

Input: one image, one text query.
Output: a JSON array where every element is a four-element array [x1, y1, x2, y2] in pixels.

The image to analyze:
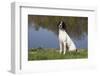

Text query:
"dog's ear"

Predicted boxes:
[[62, 22, 66, 29]]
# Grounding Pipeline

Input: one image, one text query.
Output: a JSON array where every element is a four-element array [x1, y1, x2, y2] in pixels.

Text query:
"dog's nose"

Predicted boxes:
[[59, 25, 62, 28]]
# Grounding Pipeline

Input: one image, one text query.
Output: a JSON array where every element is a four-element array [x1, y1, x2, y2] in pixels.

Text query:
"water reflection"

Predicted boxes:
[[28, 24, 87, 49], [28, 25, 59, 48]]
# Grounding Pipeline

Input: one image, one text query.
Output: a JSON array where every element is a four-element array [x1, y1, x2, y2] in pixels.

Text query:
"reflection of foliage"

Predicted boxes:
[[35, 25, 40, 31], [28, 15, 88, 38]]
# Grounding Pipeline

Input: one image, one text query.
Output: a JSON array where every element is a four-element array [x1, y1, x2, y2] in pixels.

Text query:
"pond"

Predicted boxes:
[[28, 24, 88, 49]]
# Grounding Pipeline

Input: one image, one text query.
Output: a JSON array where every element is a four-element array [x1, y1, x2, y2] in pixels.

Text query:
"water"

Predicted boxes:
[[28, 24, 88, 49]]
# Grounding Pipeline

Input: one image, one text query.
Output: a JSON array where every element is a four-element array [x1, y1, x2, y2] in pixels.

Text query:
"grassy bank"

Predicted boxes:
[[28, 48, 88, 61]]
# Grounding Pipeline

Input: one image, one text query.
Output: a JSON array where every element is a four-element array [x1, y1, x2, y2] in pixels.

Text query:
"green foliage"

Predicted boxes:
[[28, 15, 88, 38], [28, 48, 88, 60]]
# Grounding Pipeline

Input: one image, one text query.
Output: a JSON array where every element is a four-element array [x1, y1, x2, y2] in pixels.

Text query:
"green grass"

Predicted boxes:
[[28, 48, 88, 61]]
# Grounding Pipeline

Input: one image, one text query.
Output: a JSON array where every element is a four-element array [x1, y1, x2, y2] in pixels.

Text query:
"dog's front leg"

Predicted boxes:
[[63, 42, 66, 55], [59, 42, 63, 54]]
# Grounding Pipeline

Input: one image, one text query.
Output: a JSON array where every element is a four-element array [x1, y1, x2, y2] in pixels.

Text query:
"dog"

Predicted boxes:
[[58, 21, 77, 54]]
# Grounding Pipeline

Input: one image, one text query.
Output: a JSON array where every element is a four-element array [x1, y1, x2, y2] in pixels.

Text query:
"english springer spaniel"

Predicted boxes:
[[58, 21, 77, 54]]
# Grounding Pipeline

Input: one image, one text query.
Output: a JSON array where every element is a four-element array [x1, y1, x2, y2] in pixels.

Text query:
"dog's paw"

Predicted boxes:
[[63, 52, 66, 55]]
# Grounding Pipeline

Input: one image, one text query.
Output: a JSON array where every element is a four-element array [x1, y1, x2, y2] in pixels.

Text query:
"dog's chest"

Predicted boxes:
[[59, 30, 67, 42]]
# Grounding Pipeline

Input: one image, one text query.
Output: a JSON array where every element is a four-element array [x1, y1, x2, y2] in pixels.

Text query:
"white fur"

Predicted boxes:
[[59, 29, 76, 54]]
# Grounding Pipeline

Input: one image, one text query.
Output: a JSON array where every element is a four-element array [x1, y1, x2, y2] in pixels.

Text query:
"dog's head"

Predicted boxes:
[[57, 21, 66, 30]]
